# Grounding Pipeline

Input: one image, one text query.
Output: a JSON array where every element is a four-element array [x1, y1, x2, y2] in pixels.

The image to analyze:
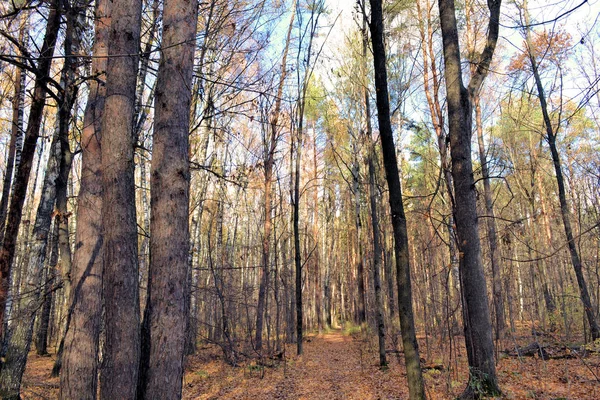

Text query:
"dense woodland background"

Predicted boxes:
[[0, 0, 599, 398]]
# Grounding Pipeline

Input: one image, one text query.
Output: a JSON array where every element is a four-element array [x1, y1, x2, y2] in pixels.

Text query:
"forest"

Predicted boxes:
[[0, 0, 599, 398]]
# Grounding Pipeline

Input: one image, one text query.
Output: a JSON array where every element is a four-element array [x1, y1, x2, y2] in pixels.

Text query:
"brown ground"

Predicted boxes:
[[21, 327, 600, 399]]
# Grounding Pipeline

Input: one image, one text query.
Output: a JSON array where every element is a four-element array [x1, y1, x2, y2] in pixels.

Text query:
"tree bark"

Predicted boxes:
[[437, 0, 502, 396], [60, 0, 110, 394], [368, 0, 425, 397], [137, 0, 198, 397], [98, 0, 143, 396]]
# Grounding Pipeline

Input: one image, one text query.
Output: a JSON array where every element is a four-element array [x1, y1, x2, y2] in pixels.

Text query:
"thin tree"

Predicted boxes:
[[292, 0, 325, 356], [437, 0, 502, 396], [361, 14, 386, 367], [367, 0, 425, 397]]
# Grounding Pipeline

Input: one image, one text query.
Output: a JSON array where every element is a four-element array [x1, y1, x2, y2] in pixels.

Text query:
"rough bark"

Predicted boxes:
[[368, 0, 425, 397], [437, 0, 502, 396], [0, 0, 61, 339], [137, 0, 198, 397], [98, 0, 143, 396], [59, 1, 109, 395]]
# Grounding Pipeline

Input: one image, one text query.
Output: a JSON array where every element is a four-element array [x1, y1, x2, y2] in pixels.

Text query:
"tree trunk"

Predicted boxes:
[[293, 126, 303, 355], [368, 0, 425, 397], [367, 98, 386, 368], [35, 218, 58, 356], [352, 151, 367, 325], [137, 0, 198, 397], [362, 17, 386, 366], [474, 97, 505, 339], [437, 0, 502, 396], [60, 0, 110, 394], [0, 0, 61, 340], [35, 220, 58, 356], [98, 0, 143, 396]]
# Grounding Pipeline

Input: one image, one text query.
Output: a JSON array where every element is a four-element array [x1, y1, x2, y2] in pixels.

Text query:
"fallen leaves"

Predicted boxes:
[[20, 325, 600, 399]]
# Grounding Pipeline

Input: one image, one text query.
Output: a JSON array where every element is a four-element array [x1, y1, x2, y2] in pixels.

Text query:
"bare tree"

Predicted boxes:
[[367, 0, 425, 397], [519, 0, 599, 340], [437, 0, 502, 396]]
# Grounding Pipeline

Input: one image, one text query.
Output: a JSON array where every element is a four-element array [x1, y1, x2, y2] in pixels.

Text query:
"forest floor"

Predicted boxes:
[[21, 324, 600, 399]]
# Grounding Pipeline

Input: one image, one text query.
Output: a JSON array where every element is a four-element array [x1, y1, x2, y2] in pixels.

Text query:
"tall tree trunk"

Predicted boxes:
[[368, 0, 425, 397], [522, 5, 600, 340], [352, 149, 367, 325], [98, 0, 143, 396], [137, 0, 198, 397], [0, 0, 61, 339], [362, 15, 385, 365], [60, 0, 110, 394], [366, 87, 386, 368], [474, 97, 505, 339], [437, 0, 502, 396], [50, 123, 74, 376], [293, 124, 303, 355]]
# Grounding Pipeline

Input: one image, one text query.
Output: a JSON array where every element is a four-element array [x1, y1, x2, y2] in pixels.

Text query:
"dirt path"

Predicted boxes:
[[183, 330, 411, 400]]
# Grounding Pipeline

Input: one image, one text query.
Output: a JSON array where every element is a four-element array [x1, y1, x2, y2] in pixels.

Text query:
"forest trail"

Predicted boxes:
[[182, 329, 412, 400], [20, 326, 600, 399]]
